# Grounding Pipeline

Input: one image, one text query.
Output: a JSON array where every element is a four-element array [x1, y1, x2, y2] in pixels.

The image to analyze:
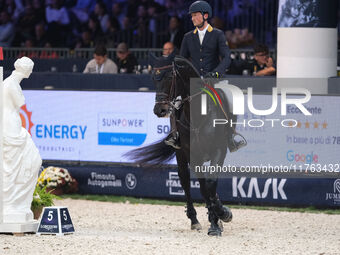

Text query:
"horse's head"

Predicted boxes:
[[151, 52, 176, 118], [173, 56, 202, 96], [151, 54, 202, 118]]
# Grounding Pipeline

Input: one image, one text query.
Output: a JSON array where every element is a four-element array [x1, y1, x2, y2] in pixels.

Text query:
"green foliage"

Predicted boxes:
[[31, 186, 60, 211]]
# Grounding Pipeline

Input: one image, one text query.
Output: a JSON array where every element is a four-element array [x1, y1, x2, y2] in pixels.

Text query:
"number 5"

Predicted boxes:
[[48, 211, 53, 221], [63, 210, 67, 221]]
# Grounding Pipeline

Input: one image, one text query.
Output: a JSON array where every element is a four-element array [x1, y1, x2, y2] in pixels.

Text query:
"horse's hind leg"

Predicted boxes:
[[176, 152, 202, 231]]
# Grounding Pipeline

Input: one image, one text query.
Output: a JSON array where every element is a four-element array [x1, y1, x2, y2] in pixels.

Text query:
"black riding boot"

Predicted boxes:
[[164, 132, 181, 149], [165, 113, 181, 149]]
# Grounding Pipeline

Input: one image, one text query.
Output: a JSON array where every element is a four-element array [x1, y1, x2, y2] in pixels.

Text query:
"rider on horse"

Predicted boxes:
[[165, 0, 246, 153]]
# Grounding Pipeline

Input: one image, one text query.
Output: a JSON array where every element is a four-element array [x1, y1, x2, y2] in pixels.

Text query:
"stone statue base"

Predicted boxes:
[[3, 211, 34, 223], [0, 221, 38, 233]]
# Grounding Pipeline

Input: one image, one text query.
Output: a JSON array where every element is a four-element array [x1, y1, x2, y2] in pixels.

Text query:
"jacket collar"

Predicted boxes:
[[193, 24, 213, 34]]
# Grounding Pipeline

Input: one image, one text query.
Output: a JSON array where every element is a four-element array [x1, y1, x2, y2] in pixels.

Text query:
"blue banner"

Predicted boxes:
[[98, 132, 147, 146], [65, 165, 340, 208]]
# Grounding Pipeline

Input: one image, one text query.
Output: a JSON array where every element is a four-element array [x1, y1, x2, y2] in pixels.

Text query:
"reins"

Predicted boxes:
[[154, 62, 230, 128]]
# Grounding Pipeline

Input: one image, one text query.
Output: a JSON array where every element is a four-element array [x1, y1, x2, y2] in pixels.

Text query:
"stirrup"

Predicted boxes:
[[228, 132, 247, 153], [164, 136, 181, 149]]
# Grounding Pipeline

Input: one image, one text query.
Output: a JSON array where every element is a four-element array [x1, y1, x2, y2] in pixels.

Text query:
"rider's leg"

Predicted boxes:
[[164, 113, 181, 149], [227, 114, 246, 153]]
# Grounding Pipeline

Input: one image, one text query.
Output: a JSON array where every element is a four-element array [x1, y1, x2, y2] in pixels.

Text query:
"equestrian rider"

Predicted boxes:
[[165, 0, 246, 153]]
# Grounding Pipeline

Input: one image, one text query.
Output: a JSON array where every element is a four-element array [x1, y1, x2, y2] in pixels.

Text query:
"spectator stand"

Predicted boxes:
[[0, 0, 293, 50]]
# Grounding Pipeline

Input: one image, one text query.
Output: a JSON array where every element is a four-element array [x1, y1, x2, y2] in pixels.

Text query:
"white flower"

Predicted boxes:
[[37, 166, 74, 188]]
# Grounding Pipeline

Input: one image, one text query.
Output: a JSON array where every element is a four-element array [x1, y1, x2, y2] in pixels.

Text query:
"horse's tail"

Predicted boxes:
[[123, 138, 176, 166]]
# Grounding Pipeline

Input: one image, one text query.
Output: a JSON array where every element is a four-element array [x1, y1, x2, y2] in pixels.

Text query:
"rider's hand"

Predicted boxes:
[[204, 71, 220, 79]]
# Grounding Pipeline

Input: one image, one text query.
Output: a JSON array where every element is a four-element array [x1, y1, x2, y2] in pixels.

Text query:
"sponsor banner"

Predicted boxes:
[[98, 112, 147, 146], [222, 95, 340, 170], [22, 90, 171, 162], [65, 165, 340, 207], [22, 91, 340, 168]]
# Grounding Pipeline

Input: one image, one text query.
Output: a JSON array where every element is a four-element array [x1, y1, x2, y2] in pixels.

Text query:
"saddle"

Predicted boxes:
[[174, 56, 235, 120]]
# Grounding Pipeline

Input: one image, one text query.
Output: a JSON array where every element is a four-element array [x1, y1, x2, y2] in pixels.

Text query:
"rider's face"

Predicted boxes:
[[191, 12, 204, 27]]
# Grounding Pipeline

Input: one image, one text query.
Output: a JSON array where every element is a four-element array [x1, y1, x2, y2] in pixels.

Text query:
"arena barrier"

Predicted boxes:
[[2, 71, 336, 93], [53, 164, 340, 208], [0, 48, 280, 62], [2, 58, 89, 74], [1, 57, 152, 73], [18, 73, 278, 92], [7, 71, 278, 92], [19, 73, 155, 90], [0, 48, 285, 74]]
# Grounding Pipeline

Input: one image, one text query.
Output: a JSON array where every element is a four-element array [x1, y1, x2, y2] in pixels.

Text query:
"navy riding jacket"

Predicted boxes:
[[180, 24, 231, 76]]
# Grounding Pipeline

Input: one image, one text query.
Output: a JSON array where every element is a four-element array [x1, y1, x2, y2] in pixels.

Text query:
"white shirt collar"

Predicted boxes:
[[197, 24, 209, 35], [197, 24, 209, 44]]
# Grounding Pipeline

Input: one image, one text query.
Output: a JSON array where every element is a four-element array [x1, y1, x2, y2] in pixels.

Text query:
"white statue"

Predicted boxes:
[[2, 57, 42, 223]]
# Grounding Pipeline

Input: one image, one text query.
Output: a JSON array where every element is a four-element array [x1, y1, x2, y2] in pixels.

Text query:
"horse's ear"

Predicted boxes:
[[148, 52, 160, 66]]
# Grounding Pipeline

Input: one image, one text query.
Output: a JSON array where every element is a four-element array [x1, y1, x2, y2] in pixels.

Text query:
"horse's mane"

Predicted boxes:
[[174, 56, 201, 79], [174, 56, 204, 93]]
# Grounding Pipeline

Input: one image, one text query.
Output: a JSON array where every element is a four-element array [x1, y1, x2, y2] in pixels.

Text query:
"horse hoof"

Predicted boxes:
[[219, 207, 233, 223], [191, 223, 202, 231], [208, 222, 222, 236], [207, 228, 222, 237]]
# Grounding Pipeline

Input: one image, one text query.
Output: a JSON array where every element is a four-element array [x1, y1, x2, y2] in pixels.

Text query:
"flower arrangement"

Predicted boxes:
[[37, 166, 78, 195]]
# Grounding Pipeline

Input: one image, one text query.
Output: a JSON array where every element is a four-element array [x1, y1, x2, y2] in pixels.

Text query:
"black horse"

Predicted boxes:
[[126, 55, 233, 236]]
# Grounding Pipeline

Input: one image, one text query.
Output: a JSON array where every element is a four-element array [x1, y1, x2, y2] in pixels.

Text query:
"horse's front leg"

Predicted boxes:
[[176, 151, 202, 231], [204, 149, 233, 236]]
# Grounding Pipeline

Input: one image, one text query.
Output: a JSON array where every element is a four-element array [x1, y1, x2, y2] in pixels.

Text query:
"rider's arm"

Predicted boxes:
[[214, 31, 231, 75], [179, 34, 190, 59]]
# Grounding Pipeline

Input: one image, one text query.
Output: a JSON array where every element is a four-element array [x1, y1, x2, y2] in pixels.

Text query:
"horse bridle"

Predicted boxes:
[[154, 63, 232, 131], [153, 63, 178, 108], [153, 62, 202, 109]]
